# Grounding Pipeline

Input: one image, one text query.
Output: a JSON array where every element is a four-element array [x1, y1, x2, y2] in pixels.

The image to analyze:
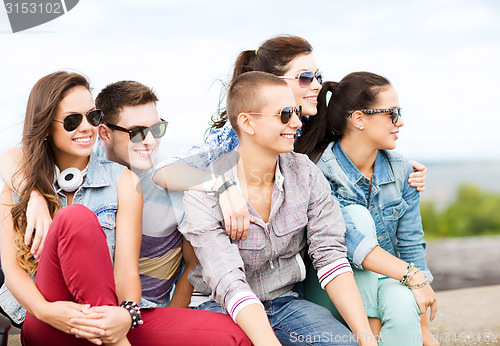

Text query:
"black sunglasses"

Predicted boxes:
[[105, 119, 168, 143], [358, 108, 402, 124], [280, 71, 323, 88], [247, 106, 302, 124], [53, 109, 103, 131]]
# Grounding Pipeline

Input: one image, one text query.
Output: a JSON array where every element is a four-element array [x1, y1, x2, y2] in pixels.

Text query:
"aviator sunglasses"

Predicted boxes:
[[104, 119, 168, 143], [356, 108, 402, 124], [280, 71, 323, 88], [247, 106, 302, 124], [53, 109, 103, 131]]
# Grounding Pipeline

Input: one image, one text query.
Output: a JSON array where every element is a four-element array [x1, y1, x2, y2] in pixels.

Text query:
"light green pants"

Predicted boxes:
[[304, 205, 422, 346]]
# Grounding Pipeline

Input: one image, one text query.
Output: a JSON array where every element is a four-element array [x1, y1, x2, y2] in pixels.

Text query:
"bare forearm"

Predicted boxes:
[[153, 163, 214, 191], [0, 186, 46, 318], [169, 238, 197, 308], [114, 169, 143, 304], [114, 270, 141, 304], [362, 246, 410, 279], [325, 272, 376, 346], [235, 303, 280, 346], [4, 268, 48, 319], [168, 269, 194, 308], [362, 246, 428, 284]]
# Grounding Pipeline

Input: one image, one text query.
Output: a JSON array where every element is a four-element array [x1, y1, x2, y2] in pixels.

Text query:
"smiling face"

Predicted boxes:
[[248, 85, 302, 155], [282, 53, 322, 117], [363, 86, 404, 150], [48, 85, 97, 169], [101, 102, 162, 171]]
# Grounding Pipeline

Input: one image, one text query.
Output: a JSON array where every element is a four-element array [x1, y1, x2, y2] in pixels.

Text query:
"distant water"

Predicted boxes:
[[421, 161, 500, 208]]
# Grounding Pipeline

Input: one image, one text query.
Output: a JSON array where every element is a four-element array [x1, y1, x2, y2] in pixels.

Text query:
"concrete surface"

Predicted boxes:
[[7, 236, 500, 345], [7, 285, 500, 345], [426, 236, 500, 291], [428, 285, 500, 345]]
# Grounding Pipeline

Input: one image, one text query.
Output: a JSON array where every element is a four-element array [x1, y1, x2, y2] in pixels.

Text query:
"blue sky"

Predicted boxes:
[[1, 0, 499, 162]]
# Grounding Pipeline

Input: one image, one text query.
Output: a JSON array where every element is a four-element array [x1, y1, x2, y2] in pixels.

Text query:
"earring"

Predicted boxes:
[[359, 126, 364, 130]]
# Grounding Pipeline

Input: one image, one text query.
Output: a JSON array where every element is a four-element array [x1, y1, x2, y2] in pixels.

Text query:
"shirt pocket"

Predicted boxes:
[[96, 208, 117, 228], [93, 204, 118, 260], [273, 198, 309, 238], [273, 212, 308, 237], [235, 230, 266, 269], [381, 199, 408, 235], [272, 211, 308, 260]]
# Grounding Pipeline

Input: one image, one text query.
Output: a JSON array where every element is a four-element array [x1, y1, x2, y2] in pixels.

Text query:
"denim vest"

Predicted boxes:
[[316, 141, 433, 282], [0, 152, 125, 324]]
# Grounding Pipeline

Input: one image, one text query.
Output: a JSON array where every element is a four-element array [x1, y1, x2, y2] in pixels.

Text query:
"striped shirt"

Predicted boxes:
[[182, 151, 352, 321], [94, 140, 186, 305], [138, 167, 186, 305]]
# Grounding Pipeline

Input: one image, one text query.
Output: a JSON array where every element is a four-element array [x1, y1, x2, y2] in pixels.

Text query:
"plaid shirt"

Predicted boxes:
[[182, 151, 352, 321]]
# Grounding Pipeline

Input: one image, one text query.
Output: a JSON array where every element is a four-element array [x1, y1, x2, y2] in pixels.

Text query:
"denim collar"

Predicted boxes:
[[330, 141, 395, 187]]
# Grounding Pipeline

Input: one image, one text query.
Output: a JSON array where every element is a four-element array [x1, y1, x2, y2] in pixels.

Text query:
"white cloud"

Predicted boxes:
[[0, 0, 499, 163], [425, 5, 498, 32]]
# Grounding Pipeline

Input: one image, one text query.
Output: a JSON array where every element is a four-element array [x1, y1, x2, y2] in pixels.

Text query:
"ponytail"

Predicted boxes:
[[295, 81, 338, 161], [295, 72, 391, 162], [232, 50, 259, 82], [209, 50, 258, 131]]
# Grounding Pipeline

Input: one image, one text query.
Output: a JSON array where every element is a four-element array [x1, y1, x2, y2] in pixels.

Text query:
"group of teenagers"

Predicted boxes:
[[0, 35, 439, 346]]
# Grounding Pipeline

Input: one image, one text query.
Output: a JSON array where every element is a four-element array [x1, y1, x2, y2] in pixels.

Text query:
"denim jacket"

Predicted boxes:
[[0, 152, 125, 324], [316, 141, 433, 282]]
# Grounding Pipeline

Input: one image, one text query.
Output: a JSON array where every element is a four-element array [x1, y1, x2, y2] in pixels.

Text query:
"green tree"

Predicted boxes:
[[421, 185, 500, 238]]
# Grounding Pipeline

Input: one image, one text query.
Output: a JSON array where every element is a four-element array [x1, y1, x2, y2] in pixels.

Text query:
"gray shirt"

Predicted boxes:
[[182, 151, 352, 321]]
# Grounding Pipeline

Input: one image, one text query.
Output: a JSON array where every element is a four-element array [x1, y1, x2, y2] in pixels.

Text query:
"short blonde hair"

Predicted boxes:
[[226, 71, 288, 135]]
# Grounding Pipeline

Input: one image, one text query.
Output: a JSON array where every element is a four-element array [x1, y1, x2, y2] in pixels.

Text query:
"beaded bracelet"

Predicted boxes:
[[400, 262, 415, 286], [120, 301, 143, 329], [408, 278, 428, 290], [405, 268, 420, 285]]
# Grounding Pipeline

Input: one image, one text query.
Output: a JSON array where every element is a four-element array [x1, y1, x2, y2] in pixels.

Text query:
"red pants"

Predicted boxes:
[[21, 204, 250, 346]]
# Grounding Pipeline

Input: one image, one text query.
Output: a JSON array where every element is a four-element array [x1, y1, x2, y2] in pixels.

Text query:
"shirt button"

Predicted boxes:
[[393, 209, 398, 217], [357, 179, 364, 185]]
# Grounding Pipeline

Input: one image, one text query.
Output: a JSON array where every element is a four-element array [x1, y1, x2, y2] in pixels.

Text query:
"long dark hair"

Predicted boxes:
[[295, 72, 391, 161], [209, 35, 313, 132], [11, 71, 90, 274]]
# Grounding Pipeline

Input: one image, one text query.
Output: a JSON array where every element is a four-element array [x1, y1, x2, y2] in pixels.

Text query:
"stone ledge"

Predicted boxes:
[[428, 285, 500, 345], [7, 285, 500, 345]]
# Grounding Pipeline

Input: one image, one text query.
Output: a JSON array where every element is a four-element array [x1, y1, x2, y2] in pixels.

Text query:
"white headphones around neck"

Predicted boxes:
[[55, 166, 88, 193]]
